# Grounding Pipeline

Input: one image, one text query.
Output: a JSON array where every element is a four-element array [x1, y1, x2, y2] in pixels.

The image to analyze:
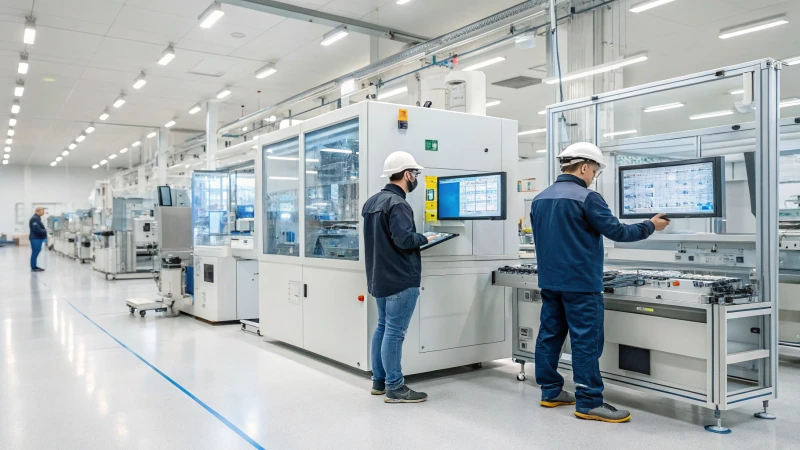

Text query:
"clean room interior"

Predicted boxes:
[[2, 0, 800, 448]]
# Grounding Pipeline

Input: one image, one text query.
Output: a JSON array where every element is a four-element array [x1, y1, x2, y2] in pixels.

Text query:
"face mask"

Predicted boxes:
[[406, 175, 418, 193]]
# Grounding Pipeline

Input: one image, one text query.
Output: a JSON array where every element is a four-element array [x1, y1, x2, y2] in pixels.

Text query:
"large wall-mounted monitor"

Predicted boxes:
[[438, 172, 507, 220], [619, 157, 723, 219]]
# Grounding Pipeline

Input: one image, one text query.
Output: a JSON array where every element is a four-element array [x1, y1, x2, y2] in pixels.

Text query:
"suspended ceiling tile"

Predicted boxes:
[[228, 19, 333, 60], [32, 0, 125, 26], [106, 6, 199, 45], [178, 21, 264, 54]]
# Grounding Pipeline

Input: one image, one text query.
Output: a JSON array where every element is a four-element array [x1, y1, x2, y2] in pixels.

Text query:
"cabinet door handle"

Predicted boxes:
[[304, 284, 308, 298]]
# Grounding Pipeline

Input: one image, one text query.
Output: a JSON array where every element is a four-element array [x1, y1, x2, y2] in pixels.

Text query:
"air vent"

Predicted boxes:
[[493, 76, 542, 89]]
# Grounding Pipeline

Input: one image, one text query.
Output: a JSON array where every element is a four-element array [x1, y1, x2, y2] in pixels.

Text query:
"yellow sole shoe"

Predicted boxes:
[[574, 411, 631, 423], [540, 400, 576, 408]]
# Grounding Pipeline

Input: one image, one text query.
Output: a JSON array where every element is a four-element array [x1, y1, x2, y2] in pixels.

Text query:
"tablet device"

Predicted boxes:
[[420, 232, 459, 251]]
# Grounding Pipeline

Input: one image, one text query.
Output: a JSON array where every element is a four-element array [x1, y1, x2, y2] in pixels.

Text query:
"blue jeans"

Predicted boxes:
[[30, 239, 45, 270], [535, 289, 605, 412], [371, 287, 419, 391]]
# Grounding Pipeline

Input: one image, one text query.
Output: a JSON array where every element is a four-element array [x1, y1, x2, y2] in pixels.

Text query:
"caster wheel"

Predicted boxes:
[[129, 307, 135, 314], [517, 373, 526, 381], [139, 311, 146, 317], [471, 363, 483, 370]]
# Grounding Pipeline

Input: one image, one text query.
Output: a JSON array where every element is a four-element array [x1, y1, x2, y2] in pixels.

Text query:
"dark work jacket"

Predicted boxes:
[[362, 184, 428, 298], [531, 174, 655, 293], [29, 215, 47, 240]]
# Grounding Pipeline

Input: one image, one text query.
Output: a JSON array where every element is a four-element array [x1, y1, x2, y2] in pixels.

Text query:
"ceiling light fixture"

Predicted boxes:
[[188, 103, 202, 115], [397, 0, 411, 4], [11, 100, 20, 114], [216, 87, 231, 99], [5, 139, 12, 145], [147, 131, 157, 138], [50, 162, 56, 167], [120, 147, 129, 153], [3, 160, 8, 165], [320, 148, 353, 154], [4, 147, 9, 153], [783, 56, 800, 66], [99, 109, 110, 121], [518, 128, 546, 136], [267, 156, 299, 161], [690, 110, 734, 120], [3, 154, 9, 160], [9, 117, 17, 127], [780, 98, 800, 108], [198, 1, 225, 29], [131, 141, 141, 147], [7, 129, 14, 137], [486, 100, 502, 108], [536, 149, 547, 153], [538, 110, 547, 115], [340, 78, 356, 96], [644, 102, 684, 112], [133, 72, 147, 90], [321, 25, 349, 46], [56, 157, 62, 162], [76, 133, 86, 143], [255, 62, 277, 79], [18, 52, 29, 74], [100, 160, 107, 165], [68, 143, 77, 150], [92, 164, 99, 169], [730, 89, 744, 95], [62, 150, 69, 156], [14, 80, 24, 97], [629, 0, 676, 13], [463, 56, 506, 72], [269, 176, 299, 181], [719, 15, 788, 40], [113, 94, 126, 108], [377, 86, 408, 100], [85, 124, 95, 134], [603, 130, 637, 138], [108, 154, 117, 160], [158, 45, 176, 65], [544, 54, 648, 84], [165, 119, 177, 128], [24, 17, 36, 44]]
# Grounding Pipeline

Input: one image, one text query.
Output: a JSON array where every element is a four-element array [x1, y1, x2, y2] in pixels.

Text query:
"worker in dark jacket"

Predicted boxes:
[[531, 142, 670, 423], [362, 151, 433, 404], [29, 207, 48, 272]]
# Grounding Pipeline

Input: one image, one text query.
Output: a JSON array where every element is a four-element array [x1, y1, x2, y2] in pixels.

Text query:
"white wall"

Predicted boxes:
[[0, 165, 100, 235]]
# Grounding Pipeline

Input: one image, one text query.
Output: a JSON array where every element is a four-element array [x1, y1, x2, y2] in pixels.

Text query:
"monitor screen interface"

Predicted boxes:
[[619, 158, 721, 219], [158, 186, 173, 207], [438, 172, 506, 220]]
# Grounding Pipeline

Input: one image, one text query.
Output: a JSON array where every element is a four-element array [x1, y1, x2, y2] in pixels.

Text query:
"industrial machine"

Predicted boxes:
[[495, 60, 780, 433], [126, 256, 192, 317], [257, 101, 519, 375], [93, 197, 158, 280], [180, 169, 258, 324], [74, 210, 93, 263]]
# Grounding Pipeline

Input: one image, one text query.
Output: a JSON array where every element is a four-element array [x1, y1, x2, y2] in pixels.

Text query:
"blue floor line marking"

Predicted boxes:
[[58, 296, 265, 450]]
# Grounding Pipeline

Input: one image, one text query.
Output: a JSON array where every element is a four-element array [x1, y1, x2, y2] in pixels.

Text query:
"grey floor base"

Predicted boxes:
[[2, 246, 799, 449]]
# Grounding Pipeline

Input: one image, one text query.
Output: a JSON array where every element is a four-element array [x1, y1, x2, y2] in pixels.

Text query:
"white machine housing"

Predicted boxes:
[[257, 101, 519, 374]]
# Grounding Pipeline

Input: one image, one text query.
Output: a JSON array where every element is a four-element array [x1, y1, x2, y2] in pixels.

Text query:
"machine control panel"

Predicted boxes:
[[673, 246, 749, 267]]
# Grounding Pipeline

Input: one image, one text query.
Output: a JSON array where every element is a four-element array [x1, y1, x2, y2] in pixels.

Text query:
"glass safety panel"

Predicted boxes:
[[192, 171, 230, 247], [304, 118, 360, 260], [231, 170, 256, 236], [263, 137, 300, 256]]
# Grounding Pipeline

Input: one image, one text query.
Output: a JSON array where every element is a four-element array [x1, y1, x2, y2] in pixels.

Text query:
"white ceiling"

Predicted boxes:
[[0, 0, 798, 170]]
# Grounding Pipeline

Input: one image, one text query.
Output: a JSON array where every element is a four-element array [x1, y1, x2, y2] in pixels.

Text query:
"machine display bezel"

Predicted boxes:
[[436, 171, 507, 221], [618, 156, 723, 219]]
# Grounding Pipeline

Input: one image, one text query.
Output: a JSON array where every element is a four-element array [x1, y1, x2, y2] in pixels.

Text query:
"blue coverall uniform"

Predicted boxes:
[[530, 174, 655, 412]]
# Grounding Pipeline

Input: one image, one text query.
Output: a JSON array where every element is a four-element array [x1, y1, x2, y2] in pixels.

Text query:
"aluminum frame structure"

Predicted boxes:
[[532, 58, 781, 431]]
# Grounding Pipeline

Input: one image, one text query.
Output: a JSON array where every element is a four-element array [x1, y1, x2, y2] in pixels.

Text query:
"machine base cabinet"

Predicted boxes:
[[259, 261, 512, 375]]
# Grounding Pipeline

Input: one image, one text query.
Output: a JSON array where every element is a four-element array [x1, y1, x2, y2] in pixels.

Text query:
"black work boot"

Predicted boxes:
[[384, 385, 428, 404]]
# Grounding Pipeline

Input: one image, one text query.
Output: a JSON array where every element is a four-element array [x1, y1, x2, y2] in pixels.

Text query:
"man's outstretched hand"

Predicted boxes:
[[650, 213, 670, 232]]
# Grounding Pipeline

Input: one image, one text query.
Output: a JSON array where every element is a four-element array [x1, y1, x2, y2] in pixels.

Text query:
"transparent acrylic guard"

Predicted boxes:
[[263, 137, 300, 256]]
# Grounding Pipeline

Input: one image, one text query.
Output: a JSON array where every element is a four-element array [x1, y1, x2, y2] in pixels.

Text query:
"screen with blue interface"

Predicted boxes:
[[619, 158, 720, 219], [438, 173, 506, 220]]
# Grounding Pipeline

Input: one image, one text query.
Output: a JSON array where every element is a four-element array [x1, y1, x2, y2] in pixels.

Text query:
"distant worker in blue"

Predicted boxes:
[[530, 142, 670, 423], [362, 151, 434, 404], [29, 207, 48, 272]]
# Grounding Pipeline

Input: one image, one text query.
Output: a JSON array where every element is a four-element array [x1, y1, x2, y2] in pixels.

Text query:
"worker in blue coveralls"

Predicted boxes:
[[530, 142, 670, 423]]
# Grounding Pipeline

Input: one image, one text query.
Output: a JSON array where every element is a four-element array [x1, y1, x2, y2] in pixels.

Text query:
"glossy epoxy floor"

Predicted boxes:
[[2, 247, 800, 449]]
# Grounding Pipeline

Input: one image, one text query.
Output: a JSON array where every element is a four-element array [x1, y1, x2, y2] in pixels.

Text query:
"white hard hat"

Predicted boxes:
[[557, 142, 607, 172], [381, 151, 424, 178]]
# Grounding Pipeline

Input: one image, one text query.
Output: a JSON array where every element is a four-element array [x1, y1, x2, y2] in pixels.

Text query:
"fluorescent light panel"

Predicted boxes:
[[644, 102, 684, 112], [7, 130, 14, 137], [23, 17, 36, 44], [108, 154, 117, 160], [321, 25, 349, 46], [629, 0, 676, 13], [198, 1, 224, 29], [518, 128, 546, 136], [119, 148, 129, 154], [131, 141, 141, 147], [158, 45, 176, 65], [377, 86, 408, 100], [147, 131, 157, 138], [536, 149, 547, 153], [56, 157, 62, 162], [544, 54, 648, 84], [269, 176, 299, 180], [9, 118, 16, 127], [690, 110, 734, 120], [216, 87, 231, 99], [11, 100, 20, 114], [14, 80, 24, 97], [397, 0, 411, 4], [267, 156, 299, 161], [18, 53, 28, 75], [603, 130, 637, 137], [76, 134, 86, 142], [5, 139, 12, 145], [113, 95, 125, 108], [62, 151, 69, 156], [165, 120, 176, 128], [320, 148, 353, 154], [255, 63, 277, 79], [719, 15, 788, 40], [730, 89, 744, 95], [486, 100, 502, 108], [133, 72, 147, 89], [189, 103, 202, 114], [780, 98, 800, 108], [100, 160, 107, 165], [86, 124, 95, 134], [463, 56, 506, 72], [92, 164, 99, 169], [50, 162, 56, 166], [68, 143, 77, 150], [784, 55, 800, 66], [340, 78, 356, 96], [99, 110, 109, 121]]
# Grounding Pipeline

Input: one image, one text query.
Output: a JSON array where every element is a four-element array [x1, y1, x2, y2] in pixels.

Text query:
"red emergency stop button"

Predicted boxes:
[[672, 280, 680, 287], [358, 295, 365, 302]]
